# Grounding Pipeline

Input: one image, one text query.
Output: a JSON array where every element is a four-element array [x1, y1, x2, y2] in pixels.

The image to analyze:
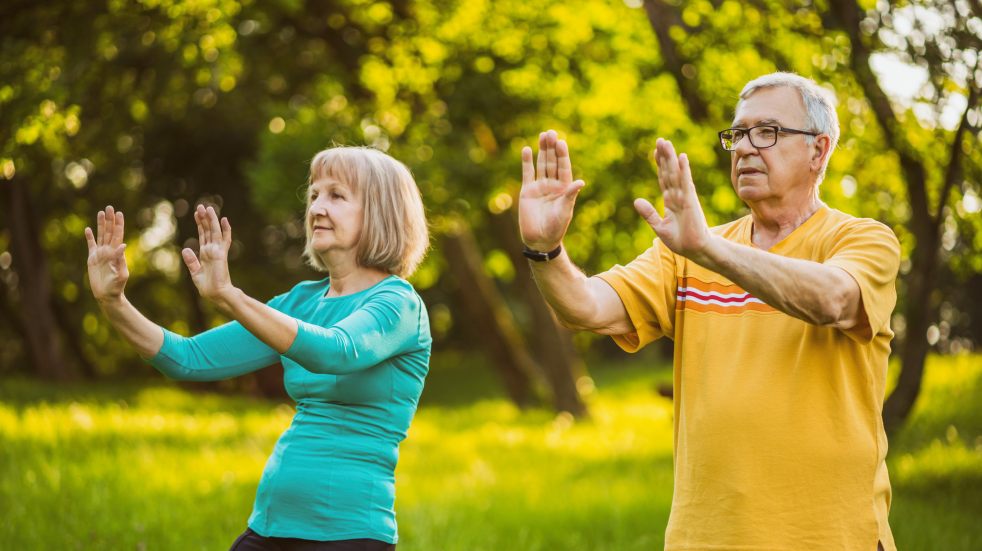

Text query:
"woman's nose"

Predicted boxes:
[[309, 204, 327, 217]]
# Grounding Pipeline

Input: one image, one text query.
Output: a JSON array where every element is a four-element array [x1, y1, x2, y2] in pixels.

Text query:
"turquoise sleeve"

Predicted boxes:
[[147, 293, 287, 381], [148, 323, 281, 381], [284, 288, 423, 375]]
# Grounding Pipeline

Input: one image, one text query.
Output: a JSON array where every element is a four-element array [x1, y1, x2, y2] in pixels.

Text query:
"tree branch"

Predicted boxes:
[[936, 81, 980, 225]]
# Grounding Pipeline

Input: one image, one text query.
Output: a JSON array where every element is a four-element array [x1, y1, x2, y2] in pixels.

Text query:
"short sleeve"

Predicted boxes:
[[595, 238, 679, 352], [823, 220, 901, 343]]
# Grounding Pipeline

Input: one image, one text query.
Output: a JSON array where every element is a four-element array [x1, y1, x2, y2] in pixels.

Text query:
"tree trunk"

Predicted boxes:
[[1, 178, 73, 380], [641, 1, 737, 189], [441, 223, 539, 409], [882, 86, 978, 432], [827, 0, 979, 432], [51, 295, 98, 378], [489, 211, 589, 417], [883, 242, 935, 432], [0, 274, 29, 370]]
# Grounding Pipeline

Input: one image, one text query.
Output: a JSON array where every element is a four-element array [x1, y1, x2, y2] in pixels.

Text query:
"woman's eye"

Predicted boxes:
[[331, 192, 343, 199]]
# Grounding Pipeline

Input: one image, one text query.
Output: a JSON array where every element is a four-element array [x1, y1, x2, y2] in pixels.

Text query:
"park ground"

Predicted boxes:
[[1, 353, 980, 550]]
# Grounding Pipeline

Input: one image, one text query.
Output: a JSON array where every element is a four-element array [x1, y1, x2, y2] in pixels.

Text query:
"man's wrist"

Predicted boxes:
[[523, 243, 563, 262], [523, 240, 562, 253], [692, 234, 724, 269]]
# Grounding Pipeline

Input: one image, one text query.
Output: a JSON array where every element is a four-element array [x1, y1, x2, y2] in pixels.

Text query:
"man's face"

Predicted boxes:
[[729, 86, 818, 206]]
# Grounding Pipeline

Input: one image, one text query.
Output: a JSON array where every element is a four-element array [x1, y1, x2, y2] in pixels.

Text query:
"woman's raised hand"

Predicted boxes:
[[85, 206, 129, 302], [518, 130, 586, 252], [182, 205, 234, 301]]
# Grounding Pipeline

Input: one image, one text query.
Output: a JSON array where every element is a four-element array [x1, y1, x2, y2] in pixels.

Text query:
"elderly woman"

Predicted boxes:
[[85, 146, 431, 550]]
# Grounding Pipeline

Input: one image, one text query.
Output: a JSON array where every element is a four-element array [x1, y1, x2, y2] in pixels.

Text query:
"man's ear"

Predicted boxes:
[[811, 134, 832, 172]]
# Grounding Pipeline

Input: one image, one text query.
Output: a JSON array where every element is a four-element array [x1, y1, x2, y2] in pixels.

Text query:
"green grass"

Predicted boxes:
[[1, 352, 979, 550]]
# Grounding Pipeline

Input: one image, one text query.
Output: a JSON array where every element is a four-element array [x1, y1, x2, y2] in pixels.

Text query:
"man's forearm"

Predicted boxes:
[[694, 236, 861, 329], [528, 248, 631, 334]]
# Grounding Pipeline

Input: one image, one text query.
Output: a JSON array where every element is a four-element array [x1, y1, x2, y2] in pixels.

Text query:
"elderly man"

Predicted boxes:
[[519, 72, 899, 550]]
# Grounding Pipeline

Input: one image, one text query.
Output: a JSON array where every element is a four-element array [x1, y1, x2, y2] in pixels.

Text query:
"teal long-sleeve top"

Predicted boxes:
[[148, 276, 431, 543]]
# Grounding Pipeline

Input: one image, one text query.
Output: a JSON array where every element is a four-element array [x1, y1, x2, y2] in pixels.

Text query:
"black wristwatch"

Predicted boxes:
[[522, 244, 562, 262]]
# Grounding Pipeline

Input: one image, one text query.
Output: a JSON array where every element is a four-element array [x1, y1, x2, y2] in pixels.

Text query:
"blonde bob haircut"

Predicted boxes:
[[303, 146, 429, 278]]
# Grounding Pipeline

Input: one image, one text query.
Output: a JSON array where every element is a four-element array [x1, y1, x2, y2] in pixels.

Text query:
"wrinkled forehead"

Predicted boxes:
[[732, 86, 807, 127]]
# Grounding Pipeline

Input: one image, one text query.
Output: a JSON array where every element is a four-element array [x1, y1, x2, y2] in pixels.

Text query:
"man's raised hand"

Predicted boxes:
[[518, 129, 586, 252], [635, 138, 712, 259]]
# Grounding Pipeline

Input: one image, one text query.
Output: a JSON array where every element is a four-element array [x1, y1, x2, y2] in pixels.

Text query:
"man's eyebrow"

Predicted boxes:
[[731, 117, 782, 127]]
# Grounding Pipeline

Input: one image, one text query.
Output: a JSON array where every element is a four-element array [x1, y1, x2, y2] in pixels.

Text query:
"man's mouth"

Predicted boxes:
[[738, 167, 765, 176]]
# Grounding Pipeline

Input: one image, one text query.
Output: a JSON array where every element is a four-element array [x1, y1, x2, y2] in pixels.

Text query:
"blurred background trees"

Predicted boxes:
[[1, 0, 979, 430]]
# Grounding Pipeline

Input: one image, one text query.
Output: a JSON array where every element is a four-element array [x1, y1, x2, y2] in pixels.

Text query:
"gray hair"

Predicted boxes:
[[738, 72, 840, 180]]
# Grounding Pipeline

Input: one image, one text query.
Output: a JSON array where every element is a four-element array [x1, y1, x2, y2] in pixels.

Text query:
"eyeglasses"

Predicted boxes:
[[718, 125, 819, 151]]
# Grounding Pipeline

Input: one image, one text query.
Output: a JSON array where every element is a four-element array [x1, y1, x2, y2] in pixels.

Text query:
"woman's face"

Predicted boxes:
[[306, 176, 364, 259]]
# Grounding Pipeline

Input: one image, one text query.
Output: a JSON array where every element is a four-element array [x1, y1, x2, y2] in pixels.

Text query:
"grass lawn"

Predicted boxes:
[[1, 352, 979, 550]]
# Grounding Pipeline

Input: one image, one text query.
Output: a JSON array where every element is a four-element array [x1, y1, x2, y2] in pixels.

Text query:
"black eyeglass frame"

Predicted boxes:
[[717, 125, 820, 151]]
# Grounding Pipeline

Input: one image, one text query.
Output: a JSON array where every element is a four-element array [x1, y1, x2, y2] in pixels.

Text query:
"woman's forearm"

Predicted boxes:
[[210, 287, 299, 353], [97, 295, 164, 359]]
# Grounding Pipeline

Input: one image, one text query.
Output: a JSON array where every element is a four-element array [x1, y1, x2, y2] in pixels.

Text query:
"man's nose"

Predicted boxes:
[[733, 134, 759, 156]]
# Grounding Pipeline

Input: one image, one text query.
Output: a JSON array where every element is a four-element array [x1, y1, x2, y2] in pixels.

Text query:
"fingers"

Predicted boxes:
[[679, 152, 696, 192], [95, 206, 124, 247], [112, 243, 127, 267], [84, 227, 97, 253], [221, 217, 232, 247], [105, 206, 115, 247], [634, 198, 662, 229], [544, 130, 557, 180], [654, 138, 681, 192], [565, 179, 586, 199], [111, 210, 124, 247], [181, 248, 201, 275], [193, 204, 230, 249], [194, 206, 206, 245], [521, 146, 535, 186], [536, 132, 546, 181], [96, 210, 106, 245], [207, 207, 222, 244], [557, 139, 574, 185], [194, 205, 218, 245]]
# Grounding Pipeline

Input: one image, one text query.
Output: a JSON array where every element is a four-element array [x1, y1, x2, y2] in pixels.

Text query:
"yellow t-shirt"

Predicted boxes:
[[597, 206, 900, 551]]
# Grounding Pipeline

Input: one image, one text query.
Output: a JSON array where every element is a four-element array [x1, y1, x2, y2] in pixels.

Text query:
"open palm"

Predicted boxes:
[[84, 206, 129, 301], [183, 204, 234, 300], [635, 138, 711, 257], [518, 130, 586, 251]]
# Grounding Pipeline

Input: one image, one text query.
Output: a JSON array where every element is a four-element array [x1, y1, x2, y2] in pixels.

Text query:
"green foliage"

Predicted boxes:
[[0, 353, 979, 549], [1, 0, 978, 372]]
